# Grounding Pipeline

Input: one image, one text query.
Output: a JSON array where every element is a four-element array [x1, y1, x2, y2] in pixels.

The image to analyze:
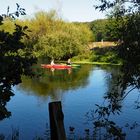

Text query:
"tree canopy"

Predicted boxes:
[[21, 11, 92, 60], [0, 4, 36, 120], [95, 0, 140, 65]]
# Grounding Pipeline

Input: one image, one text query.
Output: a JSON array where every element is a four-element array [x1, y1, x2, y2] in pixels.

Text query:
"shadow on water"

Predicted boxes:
[[0, 57, 36, 139], [0, 10, 37, 139], [1, 59, 140, 139], [84, 64, 140, 140]]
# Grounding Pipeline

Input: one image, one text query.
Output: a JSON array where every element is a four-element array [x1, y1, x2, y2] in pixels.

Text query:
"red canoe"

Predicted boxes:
[[41, 64, 71, 69]]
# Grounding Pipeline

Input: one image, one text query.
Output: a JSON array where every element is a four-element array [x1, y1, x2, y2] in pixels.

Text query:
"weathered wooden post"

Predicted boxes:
[[49, 101, 66, 140]]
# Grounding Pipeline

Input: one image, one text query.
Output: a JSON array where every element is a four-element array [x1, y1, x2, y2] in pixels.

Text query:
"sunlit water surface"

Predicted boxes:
[[0, 64, 140, 140]]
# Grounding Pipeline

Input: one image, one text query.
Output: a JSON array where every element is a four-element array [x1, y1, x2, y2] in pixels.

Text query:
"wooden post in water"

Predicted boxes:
[[49, 101, 66, 140]]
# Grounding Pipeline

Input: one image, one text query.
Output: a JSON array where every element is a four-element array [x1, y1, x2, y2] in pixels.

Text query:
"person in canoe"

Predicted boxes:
[[51, 59, 55, 65], [66, 58, 72, 65]]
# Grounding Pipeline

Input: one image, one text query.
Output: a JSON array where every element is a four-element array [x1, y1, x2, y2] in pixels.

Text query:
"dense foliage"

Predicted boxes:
[[95, 0, 140, 63], [1, 9, 123, 64], [96, 0, 140, 90], [88, 19, 109, 41], [0, 11, 92, 61], [0, 5, 36, 120], [90, 47, 121, 64], [81, 18, 122, 42]]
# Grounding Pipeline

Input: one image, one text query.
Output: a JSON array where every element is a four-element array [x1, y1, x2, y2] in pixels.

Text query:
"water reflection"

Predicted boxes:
[[0, 61, 140, 139], [12, 64, 140, 139], [0, 56, 36, 121], [86, 64, 140, 140], [18, 65, 93, 101]]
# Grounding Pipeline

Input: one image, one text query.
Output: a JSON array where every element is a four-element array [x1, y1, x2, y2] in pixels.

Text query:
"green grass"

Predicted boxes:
[[73, 60, 122, 66], [58, 59, 122, 66]]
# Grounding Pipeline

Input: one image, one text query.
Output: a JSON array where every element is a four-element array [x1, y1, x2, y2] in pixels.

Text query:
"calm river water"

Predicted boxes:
[[0, 64, 140, 140]]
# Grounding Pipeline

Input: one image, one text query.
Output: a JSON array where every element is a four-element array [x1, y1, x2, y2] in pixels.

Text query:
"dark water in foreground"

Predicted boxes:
[[0, 64, 140, 140]]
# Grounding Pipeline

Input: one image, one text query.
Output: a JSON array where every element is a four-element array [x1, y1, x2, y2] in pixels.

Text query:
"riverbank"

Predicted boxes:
[[59, 60, 122, 66], [73, 61, 122, 65]]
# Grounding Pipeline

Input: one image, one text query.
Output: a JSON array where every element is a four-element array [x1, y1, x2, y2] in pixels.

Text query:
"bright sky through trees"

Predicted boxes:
[[0, 0, 106, 22]]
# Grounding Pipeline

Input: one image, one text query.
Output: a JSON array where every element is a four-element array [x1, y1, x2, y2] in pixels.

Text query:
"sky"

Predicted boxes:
[[0, 0, 106, 22]]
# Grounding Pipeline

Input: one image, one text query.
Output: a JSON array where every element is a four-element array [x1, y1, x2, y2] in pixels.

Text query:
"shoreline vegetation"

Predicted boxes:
[[59, 60, 122, 66], [57, 41, 122, 66], [69, 41, 122, 66], [0, 12, 122, 65], [73, 61, 122, 65]]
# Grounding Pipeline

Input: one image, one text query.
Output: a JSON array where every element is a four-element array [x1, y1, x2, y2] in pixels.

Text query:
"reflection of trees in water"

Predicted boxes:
[[0, 123, 50, 140], [86, 64, 140, 139], [18, 65, 93, 100], [17, 64, 140, 139], [0, 91, 13, 120], [0, 49, 36, 121]]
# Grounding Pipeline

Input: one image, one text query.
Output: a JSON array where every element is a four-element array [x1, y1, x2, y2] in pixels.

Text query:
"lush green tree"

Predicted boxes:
[[89, 19, 109, 41], [0, 18, 15, 33], [20, 11, 92, 60], [95, 0, 140, 63], [104, 18, 123, 41], [0, 4, 36, 120], [95, 0, 140, 85], [33, 22, 92, 59], [0, 10, 93, 61]]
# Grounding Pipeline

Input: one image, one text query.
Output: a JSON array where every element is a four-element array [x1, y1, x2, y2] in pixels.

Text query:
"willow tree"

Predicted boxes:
[[33, 22, 92, 59], [22, 11, 92, 60]]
